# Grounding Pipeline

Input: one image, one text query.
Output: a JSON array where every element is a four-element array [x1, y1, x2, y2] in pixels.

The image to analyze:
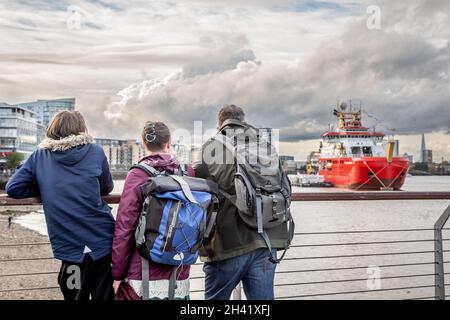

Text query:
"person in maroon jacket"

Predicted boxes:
[[112, 121, 195, 299]]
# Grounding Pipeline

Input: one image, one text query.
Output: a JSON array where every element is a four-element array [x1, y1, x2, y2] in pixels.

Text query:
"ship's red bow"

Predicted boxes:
[[320, 157, 409, 190]]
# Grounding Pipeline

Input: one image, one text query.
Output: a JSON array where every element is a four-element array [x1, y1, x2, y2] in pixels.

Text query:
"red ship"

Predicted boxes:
[[317, 103, 409, 190]]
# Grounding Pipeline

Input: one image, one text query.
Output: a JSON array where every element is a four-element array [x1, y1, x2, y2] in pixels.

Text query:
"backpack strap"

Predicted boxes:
[[131, 163, 161, 177], [255, 186, 293, 265], [132, 163, 159, 301], [212, 134, 236, 155], [138, 196, 151, 300], [267, 218, 295, 264], [189, 195, 219, 254], [174, 162, 188, 176], [142, 256, 179, 300], [255, 188, 264, 234], [204, 210, 218, 239], [170, 175, 198, 204], [168, 267, 178, 300], [142, 257, 150, 300], [179, 163, 188, 176], [258, 213, 295, 264], [212, 134, 247, 165], [218, 189, 237, 206]]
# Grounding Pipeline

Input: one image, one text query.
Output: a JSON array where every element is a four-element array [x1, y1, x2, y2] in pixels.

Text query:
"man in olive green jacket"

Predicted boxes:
[[195, 105, 289, 300]]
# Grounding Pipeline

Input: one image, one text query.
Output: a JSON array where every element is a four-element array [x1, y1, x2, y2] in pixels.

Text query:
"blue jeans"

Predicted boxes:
[[203, 248, 277, 300]]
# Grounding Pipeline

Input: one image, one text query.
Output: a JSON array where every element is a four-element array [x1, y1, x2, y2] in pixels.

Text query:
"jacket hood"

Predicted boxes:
[[38, 133, 94, 165], [39, 133, 93, 152], [139, 153, 180, 172]]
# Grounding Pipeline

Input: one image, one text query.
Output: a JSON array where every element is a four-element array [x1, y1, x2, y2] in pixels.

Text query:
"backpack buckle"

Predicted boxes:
[[272, 197, 279, 216], [213, 196, 220, 211]]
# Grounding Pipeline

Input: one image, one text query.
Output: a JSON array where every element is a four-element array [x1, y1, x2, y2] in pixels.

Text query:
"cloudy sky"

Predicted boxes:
[[1, 0, 449, 161]]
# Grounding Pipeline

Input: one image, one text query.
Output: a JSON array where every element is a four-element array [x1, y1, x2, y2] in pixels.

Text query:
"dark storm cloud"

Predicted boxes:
[[104, 16, 450, 142]]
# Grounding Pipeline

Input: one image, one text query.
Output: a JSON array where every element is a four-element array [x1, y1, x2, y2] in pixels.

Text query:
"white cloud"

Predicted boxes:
[[0, 0, 449, 160]]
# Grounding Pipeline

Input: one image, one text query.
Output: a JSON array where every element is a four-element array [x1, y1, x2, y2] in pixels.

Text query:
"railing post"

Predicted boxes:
[[434, 204, 450, 300], [233, 282, 242, 300]]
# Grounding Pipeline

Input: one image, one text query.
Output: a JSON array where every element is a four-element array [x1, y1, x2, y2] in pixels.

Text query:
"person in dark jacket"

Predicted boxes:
[[195, 105, 288, 300], [112, 121, 195, 299], [6, 111, 115, 300]]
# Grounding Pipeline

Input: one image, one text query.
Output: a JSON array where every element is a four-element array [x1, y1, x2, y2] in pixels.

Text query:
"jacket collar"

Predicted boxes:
[[218, 119, 258, 135], [38, 133, 93, 152], [219, 119, 249, 132]]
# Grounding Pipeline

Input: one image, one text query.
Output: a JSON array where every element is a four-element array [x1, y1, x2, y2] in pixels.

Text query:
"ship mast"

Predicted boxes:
[[333, 102, 364, 131]]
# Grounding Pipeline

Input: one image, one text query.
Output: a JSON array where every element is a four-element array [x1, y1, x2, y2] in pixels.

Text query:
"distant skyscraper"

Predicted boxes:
[[419, 134, 426, 163], [14, 98, 76, 127], [419, 134, 433, 164]]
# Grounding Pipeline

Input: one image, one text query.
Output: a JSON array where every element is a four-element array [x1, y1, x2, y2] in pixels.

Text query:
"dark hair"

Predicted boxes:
[[217, 104, 245, 128], [142, 121, 171, 151], [46, 111, 87, 140]]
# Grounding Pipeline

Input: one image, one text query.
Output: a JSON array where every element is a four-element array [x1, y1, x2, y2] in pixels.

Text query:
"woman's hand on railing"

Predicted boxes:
[[113, 280, 121, 294]]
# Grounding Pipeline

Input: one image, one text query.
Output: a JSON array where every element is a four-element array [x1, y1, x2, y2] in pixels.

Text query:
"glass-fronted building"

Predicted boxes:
[[0, 103, 44, 165], [15, 98, 76, 127]]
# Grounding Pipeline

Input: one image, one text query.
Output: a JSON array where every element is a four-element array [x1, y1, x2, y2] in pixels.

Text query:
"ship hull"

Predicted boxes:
[[318, 157, 409, 190]]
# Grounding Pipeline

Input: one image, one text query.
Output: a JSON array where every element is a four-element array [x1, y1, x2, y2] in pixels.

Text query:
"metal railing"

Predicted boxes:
[[1, 192, 450, 300]]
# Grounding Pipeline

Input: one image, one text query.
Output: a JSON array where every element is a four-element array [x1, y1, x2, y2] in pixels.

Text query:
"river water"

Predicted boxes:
[[12, 176, 450, 300]]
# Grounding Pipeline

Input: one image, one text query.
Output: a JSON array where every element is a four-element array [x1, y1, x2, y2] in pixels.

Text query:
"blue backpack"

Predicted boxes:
[[132, 163, 219, 299]]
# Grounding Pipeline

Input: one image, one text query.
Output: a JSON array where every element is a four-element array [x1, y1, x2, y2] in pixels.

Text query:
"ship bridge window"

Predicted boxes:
[[351, 147, 362, 157], [351, 146, 373, 157], [362, 147, 373, 156]]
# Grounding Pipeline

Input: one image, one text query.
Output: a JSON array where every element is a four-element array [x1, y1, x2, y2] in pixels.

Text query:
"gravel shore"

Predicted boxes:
[[0, 209, 62, 300]]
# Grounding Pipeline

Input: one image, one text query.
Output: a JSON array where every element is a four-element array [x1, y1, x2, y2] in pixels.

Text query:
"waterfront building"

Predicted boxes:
[[282, 160, 297, 174], [94, 138, 146, 171], [403, 153, 414, 164], [172, 143, 202, 164], [94, 138, 125, 170], [423, 149, 433, 164], [0, 103, 44, 166], [172, 143, 191, 164], [95, 138, 204, 171], [14, 98, 76, 127], [124, 139, 147, 166], [280, 155, 295, 161], [190, 145, 203, 164]]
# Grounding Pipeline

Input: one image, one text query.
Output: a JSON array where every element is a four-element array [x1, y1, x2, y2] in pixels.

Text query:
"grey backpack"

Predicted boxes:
[[214, 122, 295, 263]]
